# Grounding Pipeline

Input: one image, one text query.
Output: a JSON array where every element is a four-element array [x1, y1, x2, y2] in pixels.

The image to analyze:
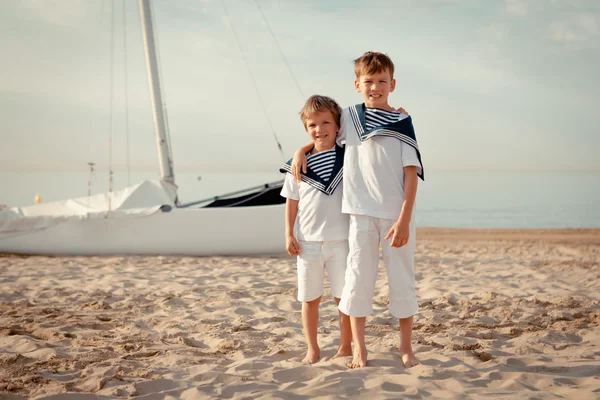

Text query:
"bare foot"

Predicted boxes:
[[302, 349, 320, 364], [332, 345, 352, 359], [347, 347, 367, 368], [400, 348, 420, 368]]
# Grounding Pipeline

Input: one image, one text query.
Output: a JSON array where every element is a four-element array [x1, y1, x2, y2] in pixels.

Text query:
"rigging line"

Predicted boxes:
[[253, 0, 305, 101], [221, 0, 285, 161], [108, 0, 115, 211], [92, 0, 105, 197], [123, 0, 131, 186], [148, 0, 175, 169]]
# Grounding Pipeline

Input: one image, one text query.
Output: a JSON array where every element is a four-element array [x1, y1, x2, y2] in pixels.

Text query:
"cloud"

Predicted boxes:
[[13, 0, 98, 28], [500, 1, 600, 48], [505, 0, 530, 16], [485, 23, 510, 42], [550, 12, 599, 45], [503, 0, 599, 17]]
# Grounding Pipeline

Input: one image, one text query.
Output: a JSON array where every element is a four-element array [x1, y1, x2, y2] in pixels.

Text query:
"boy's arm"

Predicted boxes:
[[398, 166, 418, 226], [285, 199, 301, 256], [291, 143, 313, 181], [385, 166, 418, 247]]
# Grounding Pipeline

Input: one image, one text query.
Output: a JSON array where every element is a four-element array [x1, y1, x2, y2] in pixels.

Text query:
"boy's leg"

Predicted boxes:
[[297, 241, 325, 364], [302, 296, 322, 364], [399, 316, 419, 367], [338, 215, 380, 368], [332, 297, 352, 358], [380, 218, 420, 368], [324, 240, 352, 358], [348, 316, 367, 368]]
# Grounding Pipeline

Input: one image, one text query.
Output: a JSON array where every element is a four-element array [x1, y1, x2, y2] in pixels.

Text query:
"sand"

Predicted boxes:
[[0, 228, 599, 399]]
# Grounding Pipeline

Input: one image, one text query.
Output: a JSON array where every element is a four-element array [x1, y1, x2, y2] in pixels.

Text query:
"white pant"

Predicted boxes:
[[338, 215, 418, 319], [297, 240, 349, 302]]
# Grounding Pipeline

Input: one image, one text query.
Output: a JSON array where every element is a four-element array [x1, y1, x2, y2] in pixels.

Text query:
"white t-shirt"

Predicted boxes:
[[280, 169, 349, 242], [339, 107, 422, 220]]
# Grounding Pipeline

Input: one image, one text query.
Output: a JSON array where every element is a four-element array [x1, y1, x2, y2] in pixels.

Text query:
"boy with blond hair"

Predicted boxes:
[[280, 95, 352, 364], [292, 52, 424, 368]]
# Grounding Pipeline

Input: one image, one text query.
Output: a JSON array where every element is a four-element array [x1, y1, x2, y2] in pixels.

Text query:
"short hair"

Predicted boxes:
[[299, 95, 342, 130], [354, 51, 395, 79]]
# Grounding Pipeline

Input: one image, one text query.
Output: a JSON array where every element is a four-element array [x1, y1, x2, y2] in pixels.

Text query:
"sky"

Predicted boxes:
[[1, 0, 599, 176]]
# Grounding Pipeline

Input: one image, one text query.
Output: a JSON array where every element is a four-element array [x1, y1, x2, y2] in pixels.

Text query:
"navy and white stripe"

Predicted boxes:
[[349, 105, 419, 151], [365, 107, 401, 130], [307, 148, 336, 182], [279, 144, 345, 195], [348, 103, 425, 181]]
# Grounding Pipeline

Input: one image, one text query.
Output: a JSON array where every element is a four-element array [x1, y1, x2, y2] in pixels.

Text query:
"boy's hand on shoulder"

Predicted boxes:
[[286, 235, 301, 256], [385, 220, 410, 248], [291, 149, 307, 182], [396, 107, 409, 115]]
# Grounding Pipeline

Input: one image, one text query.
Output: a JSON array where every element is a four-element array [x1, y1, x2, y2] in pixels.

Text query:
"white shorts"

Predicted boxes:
[[338, 215, 418, 319], [297, 240, 349, 302]]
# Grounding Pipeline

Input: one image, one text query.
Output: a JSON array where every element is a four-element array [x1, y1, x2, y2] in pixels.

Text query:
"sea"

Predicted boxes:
[[1, 171, 599, 229]]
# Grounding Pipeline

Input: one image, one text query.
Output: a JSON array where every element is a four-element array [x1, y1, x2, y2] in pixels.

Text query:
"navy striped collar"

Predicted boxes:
[[280, 144, 345, 195], [349, 103, 425, 181]]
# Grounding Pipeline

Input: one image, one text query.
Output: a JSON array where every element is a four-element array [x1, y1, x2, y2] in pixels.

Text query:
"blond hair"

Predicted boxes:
[[354, 51, 395, 79], [299, 95, 342, 130]]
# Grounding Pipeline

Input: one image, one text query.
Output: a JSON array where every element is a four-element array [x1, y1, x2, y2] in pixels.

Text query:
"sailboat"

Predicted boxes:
[[0, 0, 286, 256]]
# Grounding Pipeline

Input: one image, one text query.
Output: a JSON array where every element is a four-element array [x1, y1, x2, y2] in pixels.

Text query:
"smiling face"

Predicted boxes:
[[304, 110, 339, 153], [354, 69, 396, 109]]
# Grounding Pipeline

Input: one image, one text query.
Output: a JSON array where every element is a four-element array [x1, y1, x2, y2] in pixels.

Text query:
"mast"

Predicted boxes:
[[138, 0, 175, 184]]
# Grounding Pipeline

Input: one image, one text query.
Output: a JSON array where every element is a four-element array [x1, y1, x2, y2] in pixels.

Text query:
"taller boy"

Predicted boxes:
[[293, 52, 424, 368]]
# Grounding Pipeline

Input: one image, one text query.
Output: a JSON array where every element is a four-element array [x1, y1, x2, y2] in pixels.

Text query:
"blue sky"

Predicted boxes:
[[1, 0, 599, 175]]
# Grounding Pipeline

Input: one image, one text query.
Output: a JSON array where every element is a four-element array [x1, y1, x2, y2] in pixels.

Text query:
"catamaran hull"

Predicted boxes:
[[0, 205, 286, 256]]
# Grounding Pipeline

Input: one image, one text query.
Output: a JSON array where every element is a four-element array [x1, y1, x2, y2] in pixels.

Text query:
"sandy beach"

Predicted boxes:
[[1, 228, 599, 399]]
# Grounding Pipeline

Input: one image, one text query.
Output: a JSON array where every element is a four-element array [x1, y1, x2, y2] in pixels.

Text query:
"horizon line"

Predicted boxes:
[[1, 167, 600, 174]]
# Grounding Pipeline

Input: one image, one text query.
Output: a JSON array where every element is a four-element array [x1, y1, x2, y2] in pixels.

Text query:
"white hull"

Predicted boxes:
[[0, 204, 285, 256]]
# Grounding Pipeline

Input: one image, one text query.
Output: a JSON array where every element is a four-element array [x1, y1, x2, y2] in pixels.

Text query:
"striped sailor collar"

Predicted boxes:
[[348, 103, 425, 181], [279, 144, 345, 195]]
